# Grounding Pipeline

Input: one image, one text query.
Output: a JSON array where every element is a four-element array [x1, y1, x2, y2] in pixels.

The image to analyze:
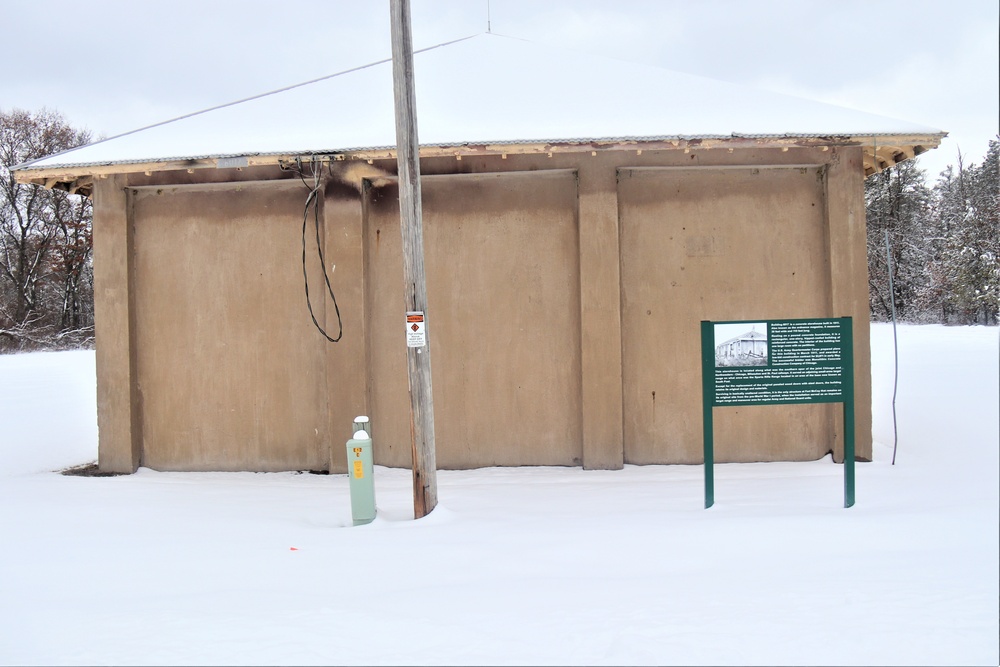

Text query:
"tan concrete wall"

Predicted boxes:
[[130, 182, 328, 471], [364, 170, 583, 468], [619, 166, 834, 463], [91, 146, 873, 472], [93, 175, 141, 473], [825, 147, 873, 462], [577, 161, 625, 470], [325, 181, 369, 473]]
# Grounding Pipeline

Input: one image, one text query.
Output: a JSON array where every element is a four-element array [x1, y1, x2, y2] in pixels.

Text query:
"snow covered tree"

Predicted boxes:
[[0, 108, 93, 351], [928, 141, 999, 325], [950, 139, 999, 324], [866, 139, 998, 325], [923, 160, 968, 322], [865, 159, 932, 321]]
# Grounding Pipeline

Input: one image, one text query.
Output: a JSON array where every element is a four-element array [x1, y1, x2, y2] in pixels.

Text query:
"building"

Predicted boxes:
[[12, 33, 944, 473], [716, 330, 768, 365]]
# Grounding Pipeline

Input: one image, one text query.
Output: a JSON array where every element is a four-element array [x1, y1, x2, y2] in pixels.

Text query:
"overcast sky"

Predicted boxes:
[[3, 0, 997, 177]]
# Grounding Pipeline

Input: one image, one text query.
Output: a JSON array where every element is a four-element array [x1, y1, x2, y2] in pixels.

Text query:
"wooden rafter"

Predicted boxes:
[[13, 132, 945, 191]]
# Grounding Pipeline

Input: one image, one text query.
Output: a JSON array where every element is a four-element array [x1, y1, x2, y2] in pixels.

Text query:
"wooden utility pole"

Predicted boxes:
[[389, 0, 438, 519]]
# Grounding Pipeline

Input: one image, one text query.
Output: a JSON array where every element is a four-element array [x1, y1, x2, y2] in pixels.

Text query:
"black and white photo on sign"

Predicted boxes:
[[714, 322, 768, 367]]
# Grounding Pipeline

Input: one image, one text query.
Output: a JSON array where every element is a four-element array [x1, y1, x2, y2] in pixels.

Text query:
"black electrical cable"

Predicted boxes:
[[297, 157, 343, 343]]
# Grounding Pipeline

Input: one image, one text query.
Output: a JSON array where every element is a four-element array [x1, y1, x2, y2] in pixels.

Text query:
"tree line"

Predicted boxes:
[[0, 108, 996, 353], [866, 137, 999, 325], [1, 108, 93, 352]]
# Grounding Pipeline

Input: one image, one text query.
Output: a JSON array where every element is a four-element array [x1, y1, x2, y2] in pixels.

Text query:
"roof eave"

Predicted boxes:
[[12, 131, 946, 196]]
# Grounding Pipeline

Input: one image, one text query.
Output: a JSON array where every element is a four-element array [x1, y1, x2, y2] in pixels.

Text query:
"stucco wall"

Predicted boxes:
[[365, 170, 583, 468], [619, 166, 834, 464], [127, 183, 328, 470], [93, 145, 872, 473]]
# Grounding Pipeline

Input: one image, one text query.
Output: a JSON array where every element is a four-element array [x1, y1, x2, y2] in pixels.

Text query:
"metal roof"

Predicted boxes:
[[14, 32, 945, 181]]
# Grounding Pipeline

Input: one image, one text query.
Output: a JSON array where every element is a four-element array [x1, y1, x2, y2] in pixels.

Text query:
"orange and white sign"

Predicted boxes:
[[406, 311, 426, 348]]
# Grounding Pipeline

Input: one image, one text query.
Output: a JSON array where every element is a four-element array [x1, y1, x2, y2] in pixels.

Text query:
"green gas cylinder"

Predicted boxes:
[[346, 428, 376, 526]]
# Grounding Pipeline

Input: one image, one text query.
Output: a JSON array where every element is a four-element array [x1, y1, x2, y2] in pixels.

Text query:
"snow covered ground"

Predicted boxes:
[[0, 324, 996, 666]]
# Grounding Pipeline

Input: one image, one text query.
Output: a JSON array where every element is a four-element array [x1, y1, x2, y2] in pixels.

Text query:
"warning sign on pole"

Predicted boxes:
[[406, 311, 426, 348]]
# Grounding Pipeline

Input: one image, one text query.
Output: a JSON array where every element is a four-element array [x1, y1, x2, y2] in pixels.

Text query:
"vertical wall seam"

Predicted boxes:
[[125, 183, 142, 471]]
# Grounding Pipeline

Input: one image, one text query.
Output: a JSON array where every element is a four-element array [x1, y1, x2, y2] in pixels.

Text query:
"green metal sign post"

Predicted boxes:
[[701, 317, 855, 509]]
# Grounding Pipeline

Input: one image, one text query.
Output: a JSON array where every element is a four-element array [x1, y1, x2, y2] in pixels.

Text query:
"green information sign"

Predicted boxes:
[[701, 318, 855, 509]]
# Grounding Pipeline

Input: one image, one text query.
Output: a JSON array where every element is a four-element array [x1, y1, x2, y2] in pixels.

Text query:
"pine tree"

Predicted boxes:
[[931, 140, 999, 325], [956, 139, 999, 324], [925, 161, 968, 322]]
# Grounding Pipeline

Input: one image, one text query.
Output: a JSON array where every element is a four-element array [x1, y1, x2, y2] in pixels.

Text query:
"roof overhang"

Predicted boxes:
[[12, 132, 943, 198], [10, 33, 945, 197]]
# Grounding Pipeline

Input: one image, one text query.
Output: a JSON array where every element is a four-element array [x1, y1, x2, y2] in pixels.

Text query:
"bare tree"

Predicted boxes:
[[0, 108, 92, 351]]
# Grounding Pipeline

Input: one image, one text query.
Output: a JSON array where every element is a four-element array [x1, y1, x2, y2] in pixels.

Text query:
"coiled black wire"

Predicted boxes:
[[296, 157, 343, 343]]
